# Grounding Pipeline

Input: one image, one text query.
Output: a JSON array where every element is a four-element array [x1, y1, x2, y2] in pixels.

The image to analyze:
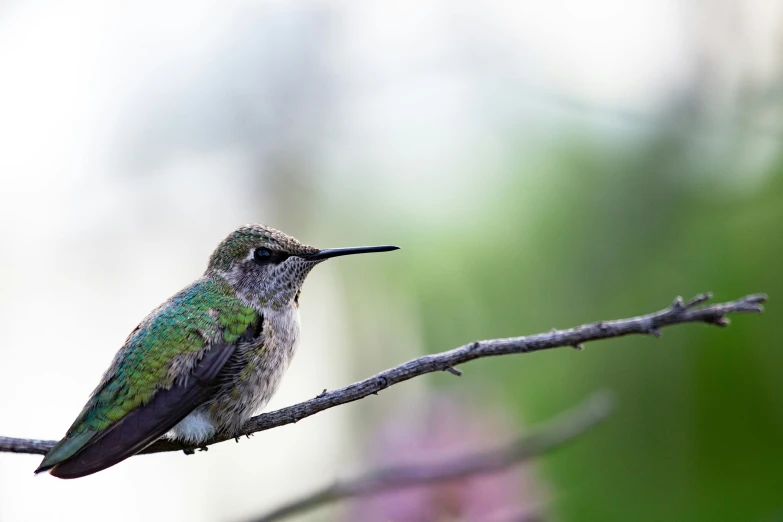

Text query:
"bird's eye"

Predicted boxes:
[[254, 248, 273, 264]]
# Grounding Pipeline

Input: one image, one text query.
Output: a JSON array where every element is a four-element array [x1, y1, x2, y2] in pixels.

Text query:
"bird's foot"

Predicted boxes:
[[183, 448, 195, 456]]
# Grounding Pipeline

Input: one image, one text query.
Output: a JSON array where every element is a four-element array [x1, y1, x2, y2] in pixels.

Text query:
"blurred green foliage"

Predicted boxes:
[[343, 130, 782, 522]]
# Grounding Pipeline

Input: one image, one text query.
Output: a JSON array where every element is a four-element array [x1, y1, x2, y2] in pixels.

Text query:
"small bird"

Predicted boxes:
[[36, 224, 398, 478]]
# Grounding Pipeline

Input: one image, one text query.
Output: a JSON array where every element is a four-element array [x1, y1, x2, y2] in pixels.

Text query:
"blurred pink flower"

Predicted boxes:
[[346, 394, 546, 522]]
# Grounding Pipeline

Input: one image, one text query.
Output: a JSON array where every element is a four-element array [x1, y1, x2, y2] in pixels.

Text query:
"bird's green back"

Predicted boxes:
[[40, 276, 257, 468]]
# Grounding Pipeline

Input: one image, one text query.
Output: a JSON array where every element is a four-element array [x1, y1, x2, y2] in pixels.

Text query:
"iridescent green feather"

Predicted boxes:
[[38, 277, 257, 469]]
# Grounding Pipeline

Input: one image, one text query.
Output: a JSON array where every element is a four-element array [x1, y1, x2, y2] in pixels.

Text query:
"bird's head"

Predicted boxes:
[[207, 224, 398, 308]]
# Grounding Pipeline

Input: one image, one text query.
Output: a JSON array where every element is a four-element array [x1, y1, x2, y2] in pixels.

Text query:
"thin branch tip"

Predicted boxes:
[[444, 366, 463, 377], [684, 292, 712, 308], [740, 293, 767, 312]]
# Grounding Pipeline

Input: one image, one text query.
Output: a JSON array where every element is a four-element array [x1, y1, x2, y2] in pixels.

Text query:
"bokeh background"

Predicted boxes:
[[1, 1, 781, 521]]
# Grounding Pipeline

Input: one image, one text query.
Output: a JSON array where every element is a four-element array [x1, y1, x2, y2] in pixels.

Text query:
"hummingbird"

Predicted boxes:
[[35, 224, 398, 479]]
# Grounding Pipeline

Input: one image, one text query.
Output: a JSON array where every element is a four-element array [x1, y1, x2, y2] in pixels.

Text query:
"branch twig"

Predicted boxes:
[[0, 292, 766, 456], [250, 392, 614, 522]]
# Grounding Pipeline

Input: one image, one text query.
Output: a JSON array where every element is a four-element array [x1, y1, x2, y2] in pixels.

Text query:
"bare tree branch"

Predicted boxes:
[[0, 292, 766, 456], [249, 392, 614, 522]]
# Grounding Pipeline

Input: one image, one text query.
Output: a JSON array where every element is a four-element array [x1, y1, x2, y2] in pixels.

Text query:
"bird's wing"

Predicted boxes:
[[35, 278, 261, 479]]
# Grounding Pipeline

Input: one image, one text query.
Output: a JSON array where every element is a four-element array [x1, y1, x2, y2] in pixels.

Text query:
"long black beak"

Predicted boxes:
[[305, 245, 399, 261]]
